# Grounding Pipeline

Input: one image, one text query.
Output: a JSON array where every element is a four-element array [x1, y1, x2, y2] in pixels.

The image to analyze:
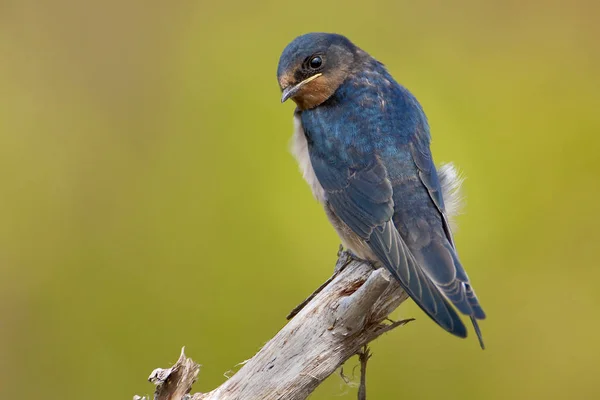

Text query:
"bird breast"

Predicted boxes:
[[290, 114, 326, 203]]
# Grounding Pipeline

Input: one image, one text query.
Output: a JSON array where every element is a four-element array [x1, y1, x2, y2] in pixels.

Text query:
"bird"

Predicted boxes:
[[276, 33, 486, 348]]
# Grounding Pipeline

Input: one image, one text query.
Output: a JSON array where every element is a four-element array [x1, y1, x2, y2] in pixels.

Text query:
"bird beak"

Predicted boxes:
[[281, 73, 323, 103]]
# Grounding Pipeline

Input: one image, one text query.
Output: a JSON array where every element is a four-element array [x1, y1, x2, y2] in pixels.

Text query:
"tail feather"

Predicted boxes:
[[470, 316, 485, 349]]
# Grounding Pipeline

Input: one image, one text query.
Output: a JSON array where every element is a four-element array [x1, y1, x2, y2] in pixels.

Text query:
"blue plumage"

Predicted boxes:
[[277, 33, 486, 348]]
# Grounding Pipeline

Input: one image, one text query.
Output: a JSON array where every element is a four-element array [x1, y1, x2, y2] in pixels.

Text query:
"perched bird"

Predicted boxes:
[[277, 33, 486, 348]]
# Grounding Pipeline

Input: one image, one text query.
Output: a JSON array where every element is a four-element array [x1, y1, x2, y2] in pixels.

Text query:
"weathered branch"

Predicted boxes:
[[136, 253, 411, 400]]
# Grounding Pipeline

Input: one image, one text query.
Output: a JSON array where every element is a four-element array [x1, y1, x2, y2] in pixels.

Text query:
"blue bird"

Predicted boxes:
[[277, 33, 486, 348]]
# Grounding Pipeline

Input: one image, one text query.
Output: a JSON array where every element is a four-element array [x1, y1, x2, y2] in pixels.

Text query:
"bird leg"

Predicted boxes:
[[341, 250, 375, 271], [287, 245, 356, 320]]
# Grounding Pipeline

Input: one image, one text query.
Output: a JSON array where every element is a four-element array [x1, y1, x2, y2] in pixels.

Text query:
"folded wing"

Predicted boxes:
[[310, 154, 470, 339]]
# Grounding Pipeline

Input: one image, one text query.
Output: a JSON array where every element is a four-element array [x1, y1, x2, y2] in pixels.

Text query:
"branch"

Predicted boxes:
[[136, 254, 411, 400]]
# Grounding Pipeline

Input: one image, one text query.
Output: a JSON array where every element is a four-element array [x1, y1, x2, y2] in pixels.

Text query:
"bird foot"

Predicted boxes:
[[335, 245, 375, 272], [347, 251, 374, 267]]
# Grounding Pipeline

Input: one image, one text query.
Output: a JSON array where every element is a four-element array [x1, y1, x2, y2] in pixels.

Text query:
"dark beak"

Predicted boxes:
[[280, 73, 323, 103], [281, 84, 300, 103]]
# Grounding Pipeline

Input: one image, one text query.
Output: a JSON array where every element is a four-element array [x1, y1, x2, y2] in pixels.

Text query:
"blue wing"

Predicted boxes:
[[404, 127, 486, 347], [310, 153, 471, 340]]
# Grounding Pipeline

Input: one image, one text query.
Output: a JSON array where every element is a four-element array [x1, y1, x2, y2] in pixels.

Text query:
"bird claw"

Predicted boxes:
[[334, 245, 352, 274], [336, 246, 374, 271], [346, 251, 373, 266]]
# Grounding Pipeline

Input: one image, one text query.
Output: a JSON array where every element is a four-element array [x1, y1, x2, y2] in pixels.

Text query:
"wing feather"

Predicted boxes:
[[407, 128, 486, 345], [311, 155, 469, 338]]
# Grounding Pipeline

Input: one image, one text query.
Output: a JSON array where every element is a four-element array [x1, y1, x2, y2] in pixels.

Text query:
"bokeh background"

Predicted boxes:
[[1, 1, 599, 399]]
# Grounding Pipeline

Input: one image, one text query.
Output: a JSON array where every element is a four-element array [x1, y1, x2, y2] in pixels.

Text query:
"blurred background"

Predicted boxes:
[[1, 0, 599, 399]]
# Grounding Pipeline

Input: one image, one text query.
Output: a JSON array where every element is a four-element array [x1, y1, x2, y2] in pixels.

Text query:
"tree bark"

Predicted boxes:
[[136, 253, 410, 400]]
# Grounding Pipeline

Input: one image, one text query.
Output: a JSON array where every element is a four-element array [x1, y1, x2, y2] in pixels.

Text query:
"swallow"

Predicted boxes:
[[277, 33, 486, 348]]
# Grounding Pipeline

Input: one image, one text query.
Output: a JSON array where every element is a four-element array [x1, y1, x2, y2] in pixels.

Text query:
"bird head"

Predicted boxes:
[[277, 33, 359, 110]]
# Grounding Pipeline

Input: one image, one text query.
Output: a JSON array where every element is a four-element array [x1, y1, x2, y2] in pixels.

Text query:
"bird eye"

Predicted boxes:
[[309, 56, 323, 69]]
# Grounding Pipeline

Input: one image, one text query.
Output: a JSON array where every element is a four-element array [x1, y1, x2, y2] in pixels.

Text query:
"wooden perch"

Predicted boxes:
[[136, 252, 412, 400]]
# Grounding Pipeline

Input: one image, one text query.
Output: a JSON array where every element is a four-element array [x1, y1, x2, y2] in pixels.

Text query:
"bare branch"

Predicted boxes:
[[136, 257, 412, 400], [357, 345, 371, 400], [135, 348, 200, 400]]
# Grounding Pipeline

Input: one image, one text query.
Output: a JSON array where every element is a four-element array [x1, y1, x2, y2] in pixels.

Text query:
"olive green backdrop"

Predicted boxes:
[[1, 1, 599, 399]]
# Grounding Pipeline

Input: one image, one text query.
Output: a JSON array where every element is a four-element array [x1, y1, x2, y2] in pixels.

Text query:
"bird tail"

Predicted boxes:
[[471, 316, 485, 349]]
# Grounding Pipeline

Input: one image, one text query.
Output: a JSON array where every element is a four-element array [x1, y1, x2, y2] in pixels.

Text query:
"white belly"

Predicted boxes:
[[290, 114, 326, 203]]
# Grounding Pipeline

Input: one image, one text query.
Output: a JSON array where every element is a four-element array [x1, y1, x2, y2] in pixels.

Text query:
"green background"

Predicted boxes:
[[1, 1, 599, 399]]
